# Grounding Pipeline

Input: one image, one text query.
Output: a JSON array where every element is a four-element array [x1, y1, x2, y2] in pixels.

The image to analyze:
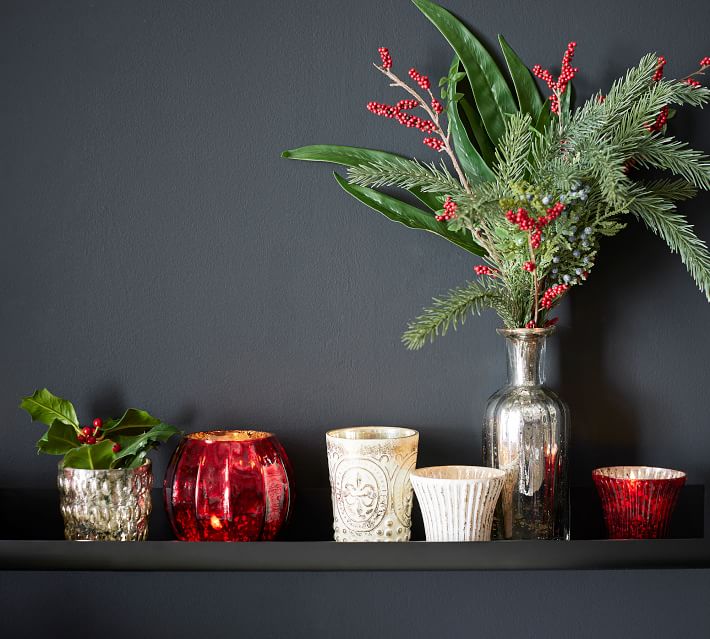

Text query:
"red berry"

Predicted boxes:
[[112, 443, 122, 453], [82, 426, 92, 435], [378, 47, 392, 70], [523, 261, 536, 272], [700, 56, 710, 68], [92, 418, 103, 429], [87, 436, 97, 445], [77, 434, 86, 444], [525, 320, 536, 328]]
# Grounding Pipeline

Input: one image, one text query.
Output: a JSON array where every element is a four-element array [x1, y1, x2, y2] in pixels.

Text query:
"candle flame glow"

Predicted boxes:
[[210, 515, 223, 530]]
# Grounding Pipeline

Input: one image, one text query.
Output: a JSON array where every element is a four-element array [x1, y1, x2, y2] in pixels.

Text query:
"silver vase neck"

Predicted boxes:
[[497, 327, 553, 387]]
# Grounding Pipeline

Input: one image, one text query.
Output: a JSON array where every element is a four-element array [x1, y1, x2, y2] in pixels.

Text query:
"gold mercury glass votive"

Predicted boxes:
[[325, 426, 419, 542]]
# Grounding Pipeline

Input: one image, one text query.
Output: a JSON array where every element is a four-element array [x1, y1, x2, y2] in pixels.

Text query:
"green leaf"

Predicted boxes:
[[333, 172, 485, 256], [534, 100, 553, 132], [282, 145, 441, 211], [110, 423, 180, 468], [460, 97, 496, 166], [37, 420, 81, 455], [448, 100, 495, 183], [560, 82, 575, 117], [498, 35, 543, 118], [102, 408, 161, 436], [62, 440, 116, 470], [20, 389, 79, 429], [412, 0, 516, 145]]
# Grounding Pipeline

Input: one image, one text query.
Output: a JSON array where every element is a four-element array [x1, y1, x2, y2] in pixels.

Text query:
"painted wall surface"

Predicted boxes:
[[2, 1, 709, 636]]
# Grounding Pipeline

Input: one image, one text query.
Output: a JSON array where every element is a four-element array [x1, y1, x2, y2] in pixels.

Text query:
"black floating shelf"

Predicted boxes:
[[0, 486, 706, 572]]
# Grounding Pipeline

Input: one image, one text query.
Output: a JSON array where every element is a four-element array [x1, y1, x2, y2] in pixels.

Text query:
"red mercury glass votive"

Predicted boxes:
[[163, 430, 293, 541], [592, 466, 686, 539]]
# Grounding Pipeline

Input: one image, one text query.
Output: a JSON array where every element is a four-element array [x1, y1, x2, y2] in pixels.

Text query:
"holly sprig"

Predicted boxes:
[[20, 389, 180, 470]]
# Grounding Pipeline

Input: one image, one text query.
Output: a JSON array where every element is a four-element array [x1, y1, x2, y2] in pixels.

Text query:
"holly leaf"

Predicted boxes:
[[62, 440, 116, 470], [102, 408, 161, 436], [36, 420, 80, 455], [20, 389, 79, 429], [109, 422, 180, 468]]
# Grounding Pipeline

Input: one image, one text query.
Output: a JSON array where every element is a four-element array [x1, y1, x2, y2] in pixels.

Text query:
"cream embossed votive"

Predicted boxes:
[[326, 426, 419, 542]]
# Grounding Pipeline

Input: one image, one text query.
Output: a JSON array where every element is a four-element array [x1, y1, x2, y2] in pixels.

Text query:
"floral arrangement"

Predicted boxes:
[[20, 388, 180, 469], [283, 0, 710, 349]]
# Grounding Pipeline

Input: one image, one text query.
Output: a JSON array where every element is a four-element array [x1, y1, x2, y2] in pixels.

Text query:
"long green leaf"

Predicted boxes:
[[412, 0, 516, 145], [498, 35, 543, 118], [459, 97, 496, 166], [20, 389, 79, 429], [333, 173, 484, 256], [446, 57, 495, 182], [534, 100, 553, 132], [282, 145, 441, 211]]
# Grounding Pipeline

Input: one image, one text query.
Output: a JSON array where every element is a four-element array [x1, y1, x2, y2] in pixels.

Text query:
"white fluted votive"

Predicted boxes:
[[410, 466, 505, 542]]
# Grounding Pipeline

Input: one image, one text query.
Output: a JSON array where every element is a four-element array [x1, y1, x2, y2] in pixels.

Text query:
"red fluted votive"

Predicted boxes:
[[592, 466, 686, 539], [164, 430, 293, 541]]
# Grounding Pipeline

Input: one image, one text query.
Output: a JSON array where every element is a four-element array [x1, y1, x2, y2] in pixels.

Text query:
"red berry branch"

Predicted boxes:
[[532, 42, 578, 116]]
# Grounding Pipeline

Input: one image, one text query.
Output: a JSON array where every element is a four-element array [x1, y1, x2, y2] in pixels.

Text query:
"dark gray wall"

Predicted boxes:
[[2, 0, 710, 636]]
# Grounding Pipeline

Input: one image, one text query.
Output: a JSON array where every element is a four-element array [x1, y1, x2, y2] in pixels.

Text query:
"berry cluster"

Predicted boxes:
[[684, 78, 702, 88], [423, 137, 445, 151], [540, 284, 569, 309], [408, 68, 430, 90], [396, 99, 419, 111], [76, 417, 122, 453], [436, 196, 457, 222], [473, 265, 496, 276], [366, 101, 398, 118], [701, 56, 710, 68], [367, 101, 437, 133], [652, 56, 666, 82], [523, 260, 536, 272], [431, 97, 444, 114], [378, 47, 392, 70], [525, 320, 536, 328], [532, 42, 578, 114], [647, 105, 669, 133]]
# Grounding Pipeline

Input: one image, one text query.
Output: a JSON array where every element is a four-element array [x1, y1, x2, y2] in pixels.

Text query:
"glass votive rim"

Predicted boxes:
[[186, 429, 275, 443], [592, 466, 686, 482], [411, 465, 506, 483], [326, 426, 419, 441]]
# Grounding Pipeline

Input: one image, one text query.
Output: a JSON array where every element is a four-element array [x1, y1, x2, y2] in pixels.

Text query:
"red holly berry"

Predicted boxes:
[[112, 443, 122, 453], [422, 137, 445, 151], [92, 418, 103, 429], [532, 42, 578, 114], [684, 78, 702, 88], [408, 68, 431, 90], [525, 320, 537, 328], [87, 436, 97, 445], [530, 230, 542, 249], [523, 261, 536, 272], [647, 105, 669, 133], [700, 56, 710, 68], [77, 434, 87, 444], [396, 99, 419, 111], [474, 265, 496, 276], [431, 97, 444, 114], [652, 56, 666, 82], [435, 196, 458, 222], [378, 47, 392, 70], [82, 426, 92, 435], [540, 284, 570, 309], [367, 101, 398, 118]]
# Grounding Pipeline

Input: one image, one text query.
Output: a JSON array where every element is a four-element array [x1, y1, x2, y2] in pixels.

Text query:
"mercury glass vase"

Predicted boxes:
[[57, 460, 153, 541], [483, 327, 570, 540], [411, 466, 505, 542], [326, 426, 419, 542]]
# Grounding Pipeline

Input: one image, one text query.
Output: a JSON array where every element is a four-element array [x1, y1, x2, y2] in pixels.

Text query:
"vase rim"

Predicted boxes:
[[592, 466, 686, 481], [411, 465, 505, 482], [326, 426, 418, 441], [186, 429, 275, 443], [497, 327, 555, 338], [58, 459, 152, 474]]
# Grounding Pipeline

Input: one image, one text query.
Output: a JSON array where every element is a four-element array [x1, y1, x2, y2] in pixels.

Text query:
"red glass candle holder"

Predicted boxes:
[[592, 466, 686, 539], [164, 430, 293, 541]]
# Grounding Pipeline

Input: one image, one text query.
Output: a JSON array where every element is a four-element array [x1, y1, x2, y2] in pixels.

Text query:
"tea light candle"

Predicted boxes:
[[592, 466, 686, 539]]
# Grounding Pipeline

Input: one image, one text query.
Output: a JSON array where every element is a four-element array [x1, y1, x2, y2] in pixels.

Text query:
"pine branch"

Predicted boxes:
[[347, 157, 463, 194], [634, 135, 710, 189], [402, 280, 499, 350], [628, 187, 710, 300], [494, 112, 533, 185]]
